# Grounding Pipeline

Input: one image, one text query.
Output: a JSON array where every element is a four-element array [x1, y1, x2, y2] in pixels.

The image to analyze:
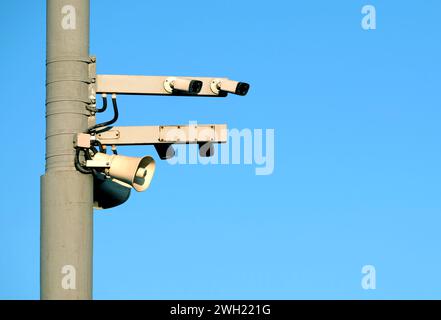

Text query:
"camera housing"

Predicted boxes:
[[164, 77, 203, 94], [210, 79, 250, 96]]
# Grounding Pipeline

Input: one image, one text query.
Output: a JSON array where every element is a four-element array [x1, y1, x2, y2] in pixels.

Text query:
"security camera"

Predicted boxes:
[[199, 142, 215, 157], [164, 77, 203, 94], [210, 79, 250, 96], [154, 144, 175, 160]]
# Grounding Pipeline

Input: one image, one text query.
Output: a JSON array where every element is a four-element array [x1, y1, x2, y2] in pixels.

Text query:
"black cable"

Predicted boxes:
[[95, 95, 108, 113], [92, 139, 105, 153], [84, 148, 93, 160], [75, 148, 93, 174], [75, 148, 102, 178], [84, 149, 101, 177], [90, 146, 98, 155], [76, 96, 119, 174], [88, 96, 119, 133]]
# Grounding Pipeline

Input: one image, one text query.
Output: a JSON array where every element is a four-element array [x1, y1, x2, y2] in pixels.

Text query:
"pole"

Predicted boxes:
[[41, 0, 93, 299]]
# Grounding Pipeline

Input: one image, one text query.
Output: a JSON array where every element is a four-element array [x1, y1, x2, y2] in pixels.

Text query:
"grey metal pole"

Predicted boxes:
[[41, 0, 93, 299]]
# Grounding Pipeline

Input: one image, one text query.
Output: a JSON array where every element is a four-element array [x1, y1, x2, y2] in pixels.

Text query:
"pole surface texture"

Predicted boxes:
[[41, 0, 93, 299]]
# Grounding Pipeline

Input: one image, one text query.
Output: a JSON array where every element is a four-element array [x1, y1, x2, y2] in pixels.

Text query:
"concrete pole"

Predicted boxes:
[[41, 0, 93, 299]]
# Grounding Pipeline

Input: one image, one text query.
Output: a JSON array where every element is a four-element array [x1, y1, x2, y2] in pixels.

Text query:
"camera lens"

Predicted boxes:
[[189, 80, 203, 94], [235, 82, 250, 96]]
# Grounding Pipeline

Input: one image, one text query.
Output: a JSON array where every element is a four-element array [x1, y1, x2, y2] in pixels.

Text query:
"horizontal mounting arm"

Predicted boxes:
[[96, 75, 229, 97], [95, 124, 228, 146]]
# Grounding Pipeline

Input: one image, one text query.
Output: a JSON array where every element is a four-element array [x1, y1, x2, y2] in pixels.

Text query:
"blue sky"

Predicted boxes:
[[1, 0, 441, 299]]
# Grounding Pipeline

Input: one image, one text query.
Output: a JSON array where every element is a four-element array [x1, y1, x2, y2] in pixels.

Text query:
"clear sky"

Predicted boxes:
[[1, 0, 441, 299]]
